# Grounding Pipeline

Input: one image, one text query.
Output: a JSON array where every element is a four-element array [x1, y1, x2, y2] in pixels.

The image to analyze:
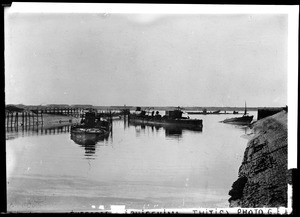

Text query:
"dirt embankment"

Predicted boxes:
[[228, 111, 289, 207]]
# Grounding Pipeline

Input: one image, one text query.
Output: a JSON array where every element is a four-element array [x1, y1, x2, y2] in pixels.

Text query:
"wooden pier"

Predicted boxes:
[[6, 124, 71, 136], [5, 105, 125, 132], [5, 105, 85, 130], [5, 110, 43, 129]]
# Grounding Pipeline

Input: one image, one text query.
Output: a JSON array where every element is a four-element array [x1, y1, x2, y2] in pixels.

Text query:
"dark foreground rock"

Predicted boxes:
[[229, 111, 288, 207]]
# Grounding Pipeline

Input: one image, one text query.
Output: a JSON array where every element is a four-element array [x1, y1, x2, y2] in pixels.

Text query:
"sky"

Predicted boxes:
[[5, 5, 290, 107]]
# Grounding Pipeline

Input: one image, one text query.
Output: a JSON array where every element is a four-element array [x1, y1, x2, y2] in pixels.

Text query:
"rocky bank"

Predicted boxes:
[[229, 110, 289, 207]]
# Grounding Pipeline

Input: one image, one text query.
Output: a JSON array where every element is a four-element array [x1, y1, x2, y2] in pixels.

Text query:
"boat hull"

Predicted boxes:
[[128, 115, 203, 130], [222, 115, 253, 125], [71, 125, 110, 135]]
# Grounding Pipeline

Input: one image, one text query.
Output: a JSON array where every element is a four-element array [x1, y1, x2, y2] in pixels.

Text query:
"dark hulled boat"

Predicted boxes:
[[187, 111, 204, 115], [187, 109, 220, 115], [221, 102, 253, 125], [71, 111, 111, 135], [221, 115, 253, 125], [129, 107, 203, 130], [211, 110, 221, 114]]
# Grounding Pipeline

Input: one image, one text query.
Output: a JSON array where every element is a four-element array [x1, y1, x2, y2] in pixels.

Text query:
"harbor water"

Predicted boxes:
[[6, 112, 256, 212]]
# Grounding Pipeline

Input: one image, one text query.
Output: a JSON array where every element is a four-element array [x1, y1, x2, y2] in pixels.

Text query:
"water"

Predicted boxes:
[[6, 112, 256, 212]]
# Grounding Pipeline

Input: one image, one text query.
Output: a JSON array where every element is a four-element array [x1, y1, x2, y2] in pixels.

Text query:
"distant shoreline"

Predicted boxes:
[[6, 104, 285, 112]]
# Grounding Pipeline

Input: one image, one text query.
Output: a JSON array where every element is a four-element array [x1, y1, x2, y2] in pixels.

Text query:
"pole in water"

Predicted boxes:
[[10, 112, 13, 128], [41, 111, 43, 125], [6, 112, 9, 128], [16, 112, 18, 128], [22, 112, 24, 127], [36, 110, 39, 125]]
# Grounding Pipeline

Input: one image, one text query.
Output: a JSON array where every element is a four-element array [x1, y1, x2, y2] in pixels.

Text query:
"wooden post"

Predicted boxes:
[[25, 117, 27, 131], [36, 110, 39, 125], [22, 112, 24, 126], [32, 111, 34, 126], [10, 112, 13, 128], [6, 112, 9, 128], [15, 112, 18, 128], [25, 112, 27, 126], [32, 119, 35, 130], [41, 111, 43, 125]]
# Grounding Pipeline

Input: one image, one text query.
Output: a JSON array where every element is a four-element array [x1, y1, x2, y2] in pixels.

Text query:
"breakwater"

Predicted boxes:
[[228, 111, 288, 207], [257, 107, 286, 120]]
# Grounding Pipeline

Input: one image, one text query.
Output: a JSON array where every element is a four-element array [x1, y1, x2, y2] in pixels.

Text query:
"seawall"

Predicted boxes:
[[228, 110, 288, 207]]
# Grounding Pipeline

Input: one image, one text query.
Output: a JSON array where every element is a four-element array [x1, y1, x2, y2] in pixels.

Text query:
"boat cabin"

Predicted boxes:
[[83, 112, 98, 127], [165, 109, 183, 119]]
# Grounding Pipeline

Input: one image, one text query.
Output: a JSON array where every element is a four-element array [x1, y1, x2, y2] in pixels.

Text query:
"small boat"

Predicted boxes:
[[187, 109, 221, 115], [187, 108, 207, 115], [71, 111, 111, 135], [187, 111, 203, 115], [129, 107, 203, 130], [221, 102, 253, 125], [211, 110, 221, 114], [233, 111, 239, 114]]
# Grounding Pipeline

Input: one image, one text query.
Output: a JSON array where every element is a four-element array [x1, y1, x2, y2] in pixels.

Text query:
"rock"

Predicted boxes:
[[229, 111, 288, 207]]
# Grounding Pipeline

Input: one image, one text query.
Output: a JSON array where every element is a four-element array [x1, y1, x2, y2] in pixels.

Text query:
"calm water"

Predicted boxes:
[[6, 112, 256, 212]]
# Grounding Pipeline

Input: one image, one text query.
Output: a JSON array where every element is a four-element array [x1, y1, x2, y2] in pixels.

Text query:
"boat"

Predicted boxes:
[[221, 102, 253, 125], [211, 110, 221, 114], [187, 109, 220, 115], [128, 107, 203, 130], [71, 111, 111, 135], [187, 111, 203, 115], [187, 109, 207, 115]]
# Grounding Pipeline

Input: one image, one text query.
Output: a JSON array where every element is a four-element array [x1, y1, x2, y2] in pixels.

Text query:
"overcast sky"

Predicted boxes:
[[5, 8, 288, 107]]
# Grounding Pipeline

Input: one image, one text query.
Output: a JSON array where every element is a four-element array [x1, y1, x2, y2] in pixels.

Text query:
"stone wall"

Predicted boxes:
[[229, 111, 288, 207]]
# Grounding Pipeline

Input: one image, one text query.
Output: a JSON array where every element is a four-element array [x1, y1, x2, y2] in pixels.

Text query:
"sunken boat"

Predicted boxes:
[[71, 111, 111, 135], [221, 102, 253, 125], [128, 107, 203, 130]]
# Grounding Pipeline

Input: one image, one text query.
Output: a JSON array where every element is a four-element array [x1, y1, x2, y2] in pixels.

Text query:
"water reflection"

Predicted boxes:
[[128, 122, 202, 139], [227, 124, 251, 134], [7, 113, 256, 211], [165, 127, 183, 139], [5, 125, 71, 140], [70, 133, 109, 159]]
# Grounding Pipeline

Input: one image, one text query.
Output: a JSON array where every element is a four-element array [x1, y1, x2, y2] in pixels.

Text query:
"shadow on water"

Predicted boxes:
[[70, 133, 110, 159]]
